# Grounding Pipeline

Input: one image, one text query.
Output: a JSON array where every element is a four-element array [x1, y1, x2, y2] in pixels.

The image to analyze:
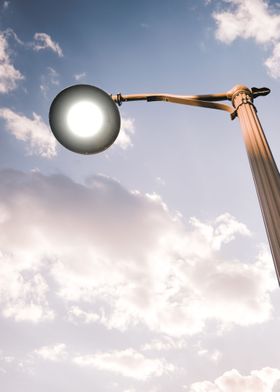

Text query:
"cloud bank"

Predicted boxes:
[[0, 170, 276, 336]]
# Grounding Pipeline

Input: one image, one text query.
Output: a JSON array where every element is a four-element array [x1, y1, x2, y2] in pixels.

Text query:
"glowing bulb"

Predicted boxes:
[[67, 100, 104, 138]]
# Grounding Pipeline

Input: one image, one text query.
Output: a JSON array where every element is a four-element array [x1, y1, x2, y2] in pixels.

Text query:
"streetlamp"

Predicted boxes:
[[49, 84, 280, 284], [49, 84, 120, 154]]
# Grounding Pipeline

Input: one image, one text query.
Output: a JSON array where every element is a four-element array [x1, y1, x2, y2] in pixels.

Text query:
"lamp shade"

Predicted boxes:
[[49, 84, 121, 154]]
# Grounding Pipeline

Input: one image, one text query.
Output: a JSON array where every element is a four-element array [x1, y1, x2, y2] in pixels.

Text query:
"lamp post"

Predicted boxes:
[[49, 84, 280, 284]]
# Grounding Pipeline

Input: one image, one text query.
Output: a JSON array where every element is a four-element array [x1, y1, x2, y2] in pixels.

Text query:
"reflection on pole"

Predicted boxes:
[[231, 85, 280, 284]]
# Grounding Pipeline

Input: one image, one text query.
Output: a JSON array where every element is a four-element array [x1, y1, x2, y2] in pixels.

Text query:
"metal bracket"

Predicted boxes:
[[111, 93, 123, 106]]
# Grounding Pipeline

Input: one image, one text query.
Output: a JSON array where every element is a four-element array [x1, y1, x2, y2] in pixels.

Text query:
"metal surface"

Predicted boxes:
[[112, 92, 234, 115], [231, 85, 280, 284], [111, 87, 270, 119], [112, 85, 280, 284]]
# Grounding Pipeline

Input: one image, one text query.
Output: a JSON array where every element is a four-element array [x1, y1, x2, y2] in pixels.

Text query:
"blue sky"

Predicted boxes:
[[0, 0, 280, 391]]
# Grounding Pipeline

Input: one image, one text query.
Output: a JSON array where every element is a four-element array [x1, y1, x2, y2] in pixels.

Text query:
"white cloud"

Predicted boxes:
[[74, 72, 86, 81], [115, 116, 135, 150], [3, 28, 63, 60], [0, 108, 57, 158], [33, 33, 63, 57], [190, 212, 251, 251], [210, 350, 222, 362], [141, 337, 187, 351], [68, 306, 100, 324], [188, 367, 280, 392], [197, 348, 222, 362], [0, 170, 276, 334], [40, 67, 59, 97], [264, 41, 280, 78], [194, 340, 222, 362], [2, 356, 15, 363], [0, 352, 15, 375], [213, 0, 280, 77], [3, 28, 24, 45], [0, 264, 54, 322], [213, 0, 280, 44], [73, 348, 175, 380], [34, 344, 67, 361], [156, 176, 166, 186], [0, 33, 23, 93], [3, 1, 10, 10]]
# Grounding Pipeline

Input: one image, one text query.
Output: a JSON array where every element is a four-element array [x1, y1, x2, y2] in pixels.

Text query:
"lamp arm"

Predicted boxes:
[[111, 87, 270, 120], [111, 93, 234, 117]]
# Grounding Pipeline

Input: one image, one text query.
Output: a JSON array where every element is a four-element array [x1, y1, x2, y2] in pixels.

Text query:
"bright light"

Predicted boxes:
[[67, 100, 104, 138]]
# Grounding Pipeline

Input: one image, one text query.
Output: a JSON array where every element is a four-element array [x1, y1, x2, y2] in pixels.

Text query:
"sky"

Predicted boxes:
[[0, 0, 280, 391]]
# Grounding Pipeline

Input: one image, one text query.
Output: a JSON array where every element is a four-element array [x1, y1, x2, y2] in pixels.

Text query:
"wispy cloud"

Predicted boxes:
[[0, 269, 54, 322], [156, 176, 166, 186], [3, 28, 63, 58], [189, 212, 251, 251], [265, 42, 280, 78], [34, 344, 67, 361], [0, 32, 23, 93], [188, 367, 280, 391], [73, 348, 175, 380], [33, 32, 63, 57], [68, 306, 100, 324], [3, 28, 25, 45], [141, 337, 187, 351], [213, 0, 280, 77], [0, 108, 57, 158], [3, 1, 10, 10], [0, 28, 62, 97], [115, 116, 135, 150], [74, 72, 86, 81], [40, 66, 59, 97], [195, 341, 222, 362]]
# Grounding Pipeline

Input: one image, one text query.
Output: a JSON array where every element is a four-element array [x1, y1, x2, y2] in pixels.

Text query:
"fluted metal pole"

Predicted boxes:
[[231, 85, 280, 284]]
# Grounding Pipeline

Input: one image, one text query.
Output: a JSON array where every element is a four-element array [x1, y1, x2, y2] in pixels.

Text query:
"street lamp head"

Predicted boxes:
[[49, 84, 121, 154]]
